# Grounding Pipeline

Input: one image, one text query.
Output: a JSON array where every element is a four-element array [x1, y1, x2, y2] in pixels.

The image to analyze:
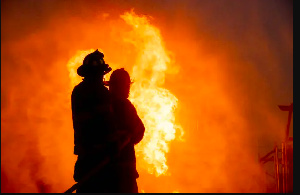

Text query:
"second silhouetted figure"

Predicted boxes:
[[108, 68, 145, 193]]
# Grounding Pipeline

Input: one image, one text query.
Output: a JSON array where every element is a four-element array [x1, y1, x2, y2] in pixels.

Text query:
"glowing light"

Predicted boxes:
[[66, 10, 183, 177], [66, 49, 95, 89], [121, 11, 183, 176]]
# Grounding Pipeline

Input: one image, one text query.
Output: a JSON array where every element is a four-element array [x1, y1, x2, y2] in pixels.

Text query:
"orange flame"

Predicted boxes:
[[66, 11, 183, 177], [121, 11, 183, 176], [67, 49, 95, 89]]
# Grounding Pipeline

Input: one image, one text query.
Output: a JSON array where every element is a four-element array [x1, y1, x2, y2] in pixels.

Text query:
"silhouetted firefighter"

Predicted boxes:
[[68, 50, 144, 193], [71, 49, 113, 193], [108, 68, 145, 193]]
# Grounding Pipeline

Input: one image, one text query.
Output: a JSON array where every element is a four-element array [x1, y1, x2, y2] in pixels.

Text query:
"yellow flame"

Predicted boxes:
[[122, 11, 183, 176], [66, 49, 95, 89], [66, 11, 183, 177]]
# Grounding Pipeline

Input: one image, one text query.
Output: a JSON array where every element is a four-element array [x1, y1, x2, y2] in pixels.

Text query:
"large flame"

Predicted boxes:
[[2, 1, 292, 193], [122, 11, 183, 176], [66, 11, 183, 177]]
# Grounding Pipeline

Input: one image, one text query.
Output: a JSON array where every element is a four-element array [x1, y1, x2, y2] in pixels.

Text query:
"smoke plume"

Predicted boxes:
[[1, 0, 292, 193]]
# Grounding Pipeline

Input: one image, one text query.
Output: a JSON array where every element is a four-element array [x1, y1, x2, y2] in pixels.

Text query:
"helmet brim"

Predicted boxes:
[[77, 64, 111, 77]]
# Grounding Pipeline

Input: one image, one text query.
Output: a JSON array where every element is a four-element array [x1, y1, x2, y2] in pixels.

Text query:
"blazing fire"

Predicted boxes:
[[66, 11, 183, 176], [2, 1, 292, 193], [67, 49, 95, 89]]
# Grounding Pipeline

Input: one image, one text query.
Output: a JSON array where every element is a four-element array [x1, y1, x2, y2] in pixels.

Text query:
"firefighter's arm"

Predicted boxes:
[[127, 103, 145, 144], [132, 117, 145, 144]]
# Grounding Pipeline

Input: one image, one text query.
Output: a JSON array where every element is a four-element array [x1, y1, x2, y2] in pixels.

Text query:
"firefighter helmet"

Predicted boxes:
[[77, 49, 112, 77]]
